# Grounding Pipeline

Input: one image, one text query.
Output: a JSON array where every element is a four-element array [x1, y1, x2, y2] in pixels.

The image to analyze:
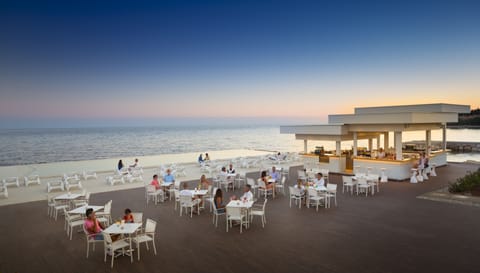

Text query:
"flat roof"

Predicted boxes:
[[354, 103, 470, 114]]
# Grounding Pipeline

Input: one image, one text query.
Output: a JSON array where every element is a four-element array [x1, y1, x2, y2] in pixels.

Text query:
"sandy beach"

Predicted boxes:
[[0, 149, 300, 206]]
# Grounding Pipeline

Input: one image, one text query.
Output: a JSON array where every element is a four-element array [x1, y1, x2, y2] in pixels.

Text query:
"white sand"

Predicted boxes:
[[0, 149, 302, 206]]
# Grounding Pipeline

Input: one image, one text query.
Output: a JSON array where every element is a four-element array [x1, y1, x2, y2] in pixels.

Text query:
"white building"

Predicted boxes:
[[280, 103, 470, 180]]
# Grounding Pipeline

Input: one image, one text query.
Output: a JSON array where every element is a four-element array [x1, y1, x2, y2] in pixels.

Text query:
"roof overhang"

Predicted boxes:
[[328, 112, 459, 124]]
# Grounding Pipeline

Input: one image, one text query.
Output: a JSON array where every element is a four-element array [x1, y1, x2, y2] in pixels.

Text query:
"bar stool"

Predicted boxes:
[[430, 164, 437, 176], [410, 168, 418, 183], [380, 168, 388, 182]]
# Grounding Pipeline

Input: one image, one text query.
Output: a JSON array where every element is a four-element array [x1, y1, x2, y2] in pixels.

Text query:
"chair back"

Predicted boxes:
[[104, 200, 112, 213], [342, 176, 352, 183], [327, 184, 337, 191], [180, 195, 193, 206], [132, 212, 143, 224], [257, 179, 266, 189], [289, 186, 300, 196], [246, 178, 255, 187], [280, 176, 286, 185], [174, 180, 181, 189], [297, 170, 306, 178], [145, 218, 157, 233], [262, 198, 268, 211], [226, 206, 242, 218], [146, 185, 156, 193], [358, 177, 368, 185], [307, 187, 318, 197], [103, 232, 113, 244]]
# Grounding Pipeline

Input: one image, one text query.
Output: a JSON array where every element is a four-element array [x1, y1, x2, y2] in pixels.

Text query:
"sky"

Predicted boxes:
[[0, 0, 479, 128]]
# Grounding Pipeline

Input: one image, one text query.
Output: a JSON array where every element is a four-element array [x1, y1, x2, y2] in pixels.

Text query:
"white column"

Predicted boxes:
[[383, 132, 389, 149], [442, 124, 447, 151], [368, 138, 373, 152], [394, 131, 403, 160], [336, 140, 341, 156], [426, 130, 431, 155], [353, 132, 358, 157], [304, 139, 308, 154], [376, 135, 381, 150]]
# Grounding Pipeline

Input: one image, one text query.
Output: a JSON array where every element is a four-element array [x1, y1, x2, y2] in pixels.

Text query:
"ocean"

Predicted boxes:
[[0, 126, 479, 166]]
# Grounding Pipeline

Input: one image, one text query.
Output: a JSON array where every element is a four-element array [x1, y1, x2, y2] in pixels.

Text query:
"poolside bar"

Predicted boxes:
[[280, 103, 470, 180]]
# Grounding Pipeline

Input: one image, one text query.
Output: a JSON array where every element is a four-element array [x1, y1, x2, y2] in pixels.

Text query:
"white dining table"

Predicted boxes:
[[55, 193, 82, 200], [226, 200, 254, 229], [104, 223, 141, 258], [68, 205, 104, 215], [186, 189, 208, 196]]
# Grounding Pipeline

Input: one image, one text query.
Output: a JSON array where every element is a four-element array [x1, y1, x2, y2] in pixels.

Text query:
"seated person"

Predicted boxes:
[[198, 154, 204, 164], [84, 208, 104, 240], [232, 184, 254, 201], [123, 208, 134, 223], [214, 188, 226, 213], [200, 174, 212, 189], [129, 158, 139, 168], [295, 179, 305, 194], [117, 159, 124, 172], [313, 173, 326, 188], [227, 163, 235, 174], [260, 171, 275, 191], [269, 166, 280, 182], [151, 174, 162, 190], [377, 148, 386, 159], [204, 153, 210, 161], [163, 169, 175, 183]]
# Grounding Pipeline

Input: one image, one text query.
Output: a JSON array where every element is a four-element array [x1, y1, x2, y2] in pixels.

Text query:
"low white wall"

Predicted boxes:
[[354, 158, 414, 180]]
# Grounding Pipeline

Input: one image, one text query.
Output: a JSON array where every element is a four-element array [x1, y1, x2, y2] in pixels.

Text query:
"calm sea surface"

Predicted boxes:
[[0, 126, 479, 166]]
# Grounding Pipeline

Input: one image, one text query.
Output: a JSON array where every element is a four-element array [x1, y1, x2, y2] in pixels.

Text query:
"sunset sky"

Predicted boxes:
[[1, 0, 479, 128]]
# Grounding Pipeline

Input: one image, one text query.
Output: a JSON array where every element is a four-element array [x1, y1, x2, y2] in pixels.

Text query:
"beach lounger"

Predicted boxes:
[[0, 184, 8, 198], [106, 175, 124, 186], [82, 170, 97, 180], [24, 175, 41, 187], [64, 176, 82, 191], [47, 180, 65, 192], [2, 177, 20, 187]]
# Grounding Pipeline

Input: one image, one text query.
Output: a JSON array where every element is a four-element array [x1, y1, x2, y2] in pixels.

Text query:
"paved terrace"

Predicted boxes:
[[0, 163, 479, 273]]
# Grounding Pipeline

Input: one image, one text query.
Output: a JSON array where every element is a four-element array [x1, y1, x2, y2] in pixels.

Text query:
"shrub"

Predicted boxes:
[[448, 168, 480, 193]]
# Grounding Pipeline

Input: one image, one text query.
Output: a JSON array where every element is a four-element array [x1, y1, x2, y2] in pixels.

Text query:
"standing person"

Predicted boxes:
[[163, 169, 175, 183], [377, 148, 386, 159], [227, 164, 235, 174], [205, 153, 210, 161]]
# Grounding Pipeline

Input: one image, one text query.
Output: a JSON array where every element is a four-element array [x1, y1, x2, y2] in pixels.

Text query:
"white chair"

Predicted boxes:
[[326, 184, 338, 207], [132, 219, 157, 261], [0, 184, 8, 198], [173, 190, 181, 210], [83, 224, 103, 258], [64, 176, 82, 191], [416, 168, 424, 182], [356, 177, 372, 196], [103, 232, 132, 268], [368, 174, 380, 193], [226, 206, 246, 233], [24, 175, 41, 187], [275, 176, 286, 195], [167, 180, 181, 201], [422, 168, 429, 181], [3, 177, 19, 187], [106, 175, 124, 186], [72, 192, 91, 207], [96, 200, 112, 226], [82, 170, 97, 180], [342, 176, 356, 194], [53, 199, 69, 220], [289, 186, 304, 209], [235, 173, 245, 189], [380, 168, 388, 182], [250, 199, 267, 228], [219, 175, 234, 192], [47, 180, 65, 193], [127, 171, 143, 183], [179, 195, 200, 217], [146, 185, 164, 205], [132, 212, 143, 226], [307, 188, 325, 212], [246, 178, 258, 195], [212, 202, 225, 228], [63, 208, 84, 240], [430, 163, 437, 176], [297, 170, 307, 182], [410, 169, 418, 183], [46, 195, 56, 217]]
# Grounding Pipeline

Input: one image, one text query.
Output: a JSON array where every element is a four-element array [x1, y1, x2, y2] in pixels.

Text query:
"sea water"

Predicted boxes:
[[0, 126, 479, 166]]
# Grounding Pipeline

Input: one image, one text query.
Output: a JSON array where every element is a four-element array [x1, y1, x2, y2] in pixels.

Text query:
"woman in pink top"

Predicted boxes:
[[151, 174, 161, 190]]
